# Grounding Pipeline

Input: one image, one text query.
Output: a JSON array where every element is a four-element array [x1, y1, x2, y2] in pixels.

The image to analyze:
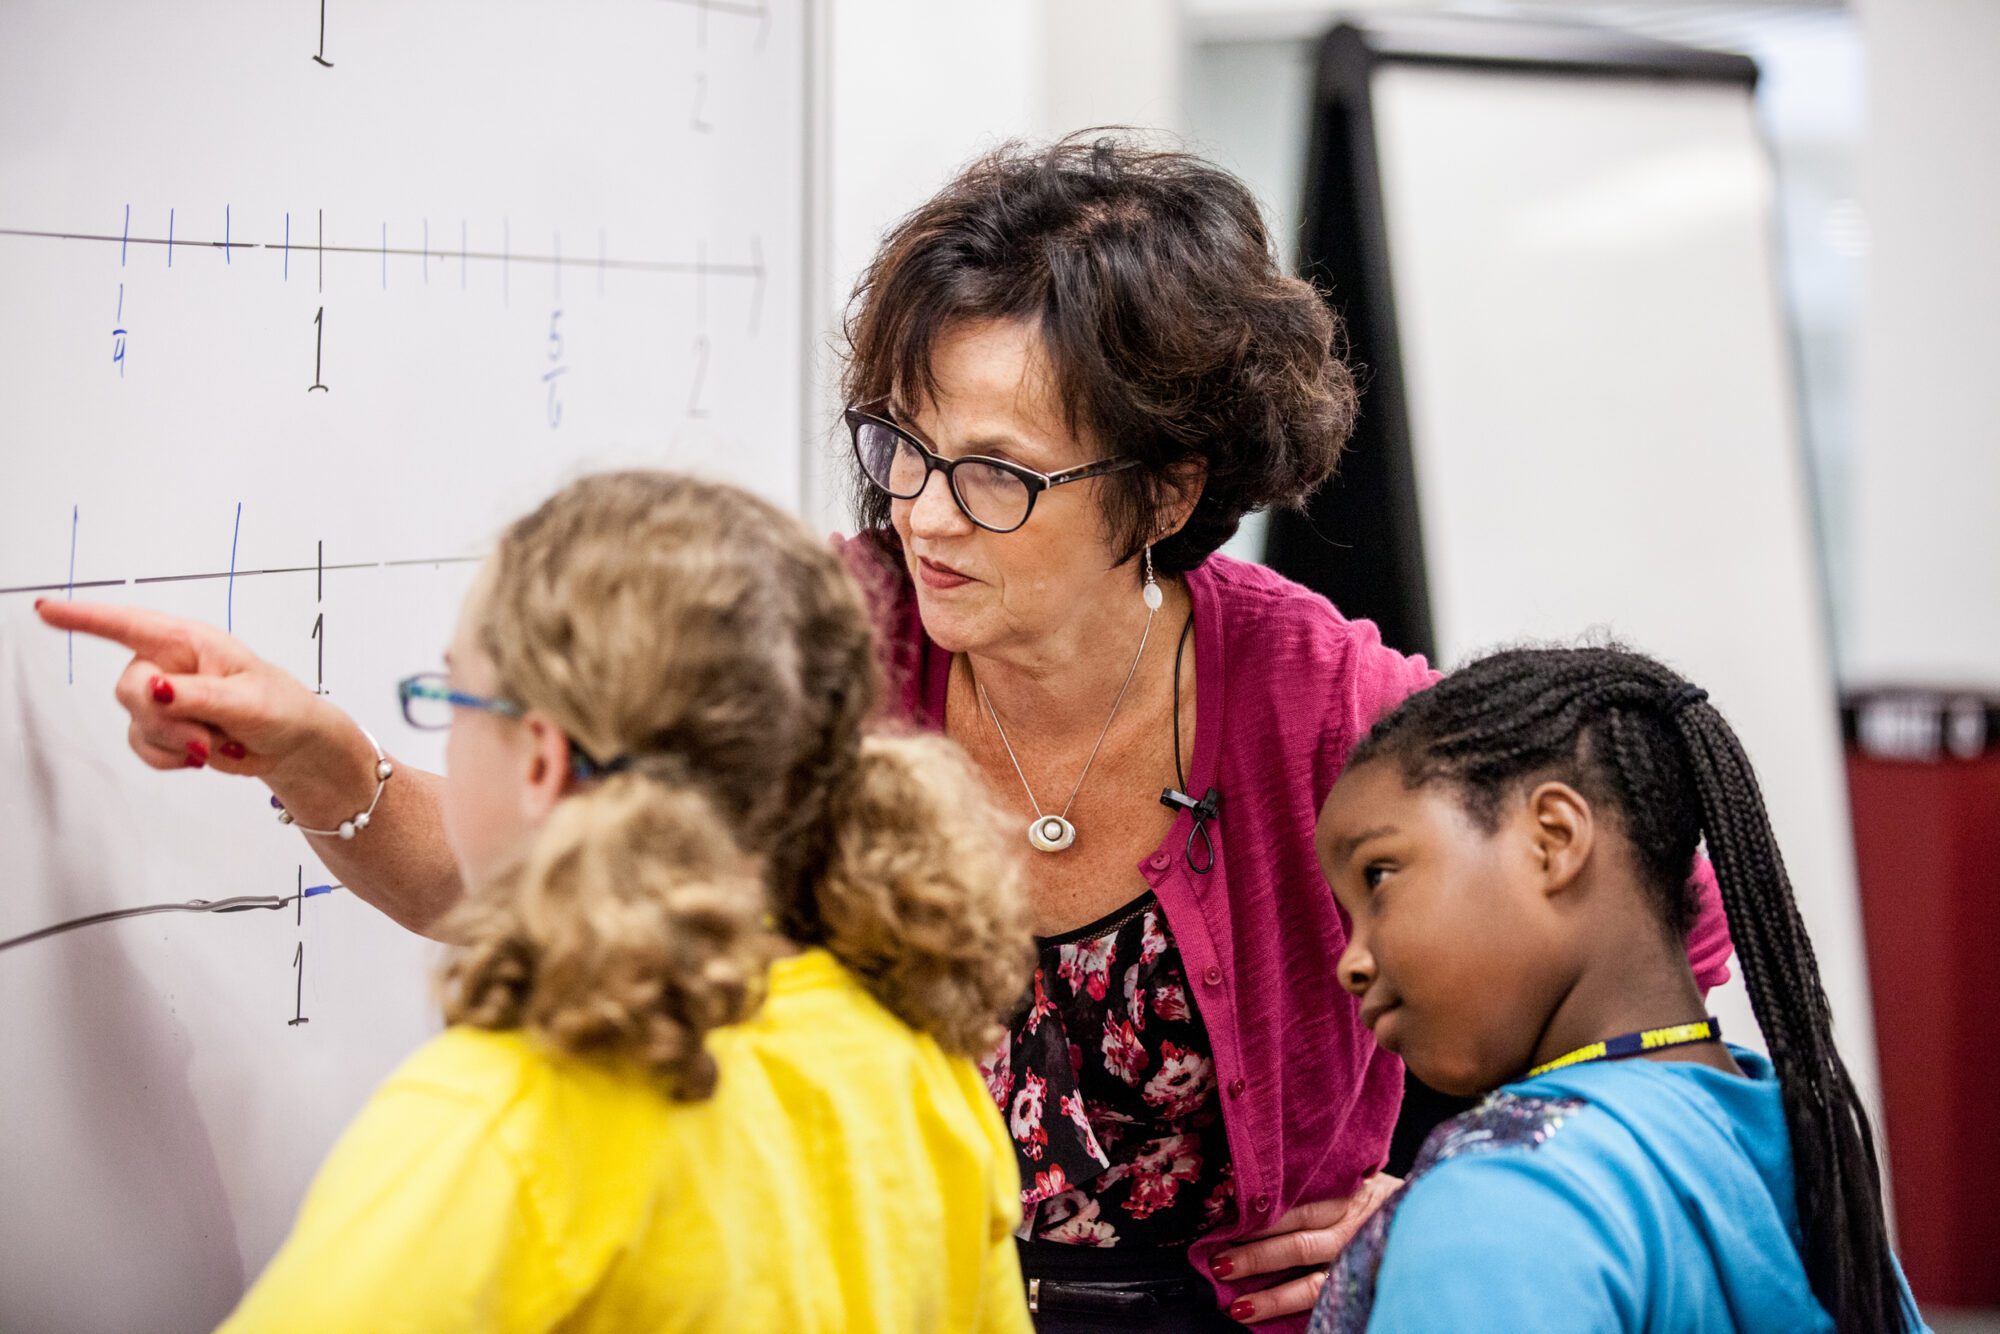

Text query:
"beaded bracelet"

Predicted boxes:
[[270, 727, 395, 840]]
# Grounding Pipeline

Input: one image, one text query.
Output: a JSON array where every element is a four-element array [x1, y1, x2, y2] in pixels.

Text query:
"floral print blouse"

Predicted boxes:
[[982, 891, 1236, 1248]]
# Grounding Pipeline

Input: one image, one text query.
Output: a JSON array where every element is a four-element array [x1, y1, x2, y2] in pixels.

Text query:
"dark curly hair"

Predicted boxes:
[[1353, 645, 1911, 1334], [841, 132, 1358, 575]]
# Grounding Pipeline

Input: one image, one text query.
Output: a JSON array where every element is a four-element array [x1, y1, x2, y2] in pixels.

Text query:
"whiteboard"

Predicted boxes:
[[1366, 61, 1878, 1111], [0, 3, 806, 1329]]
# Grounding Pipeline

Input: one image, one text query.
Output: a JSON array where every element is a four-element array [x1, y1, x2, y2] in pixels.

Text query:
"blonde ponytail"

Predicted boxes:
[[439, 774, 771, 1099], [439, 471, 1033, 1098], [816, 733, 1034, 1057]]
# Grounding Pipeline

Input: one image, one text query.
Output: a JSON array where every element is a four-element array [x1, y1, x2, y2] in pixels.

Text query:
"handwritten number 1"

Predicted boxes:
[[312, 0, 333, 67], [309, 306, 328, 393]]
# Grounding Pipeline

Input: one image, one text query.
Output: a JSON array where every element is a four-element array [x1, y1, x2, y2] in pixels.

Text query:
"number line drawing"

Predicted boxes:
[[0, 885, 343, 955], [0, 554, 481, 599], [0, 224, 764, 279]]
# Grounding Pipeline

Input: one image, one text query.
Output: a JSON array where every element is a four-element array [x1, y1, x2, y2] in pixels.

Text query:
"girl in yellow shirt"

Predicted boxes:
[[221, 472, 1036, 1333]]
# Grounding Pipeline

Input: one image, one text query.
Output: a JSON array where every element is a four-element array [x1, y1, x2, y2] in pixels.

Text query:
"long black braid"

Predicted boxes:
[[1351, 644, 1907, 1334]]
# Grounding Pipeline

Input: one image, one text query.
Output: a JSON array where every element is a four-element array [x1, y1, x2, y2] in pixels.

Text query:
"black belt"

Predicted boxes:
[[1027, 1274, 1212, 1316], [1019, 1239, 1210, 1317]]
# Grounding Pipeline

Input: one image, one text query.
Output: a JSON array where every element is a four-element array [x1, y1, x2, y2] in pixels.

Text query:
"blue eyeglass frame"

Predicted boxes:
[[397, 672, 625, 780], [397, 672, 523, 730], [845, 402, 1139, 534]]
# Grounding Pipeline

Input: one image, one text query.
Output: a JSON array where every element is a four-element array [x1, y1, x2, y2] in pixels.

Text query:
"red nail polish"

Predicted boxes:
[[220, 741, 247, 761], [33, 598, 46, 611], [151, 677, 175, 705], [185, 755, 205, 769], [185, 739, 209, 765], [1211, 1257, 1235, 1279], [1230, 1301, 1255, 1322]]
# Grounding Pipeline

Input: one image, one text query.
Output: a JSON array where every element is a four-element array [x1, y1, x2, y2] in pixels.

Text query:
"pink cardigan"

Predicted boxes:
[[840, 531, 1735, 1326]]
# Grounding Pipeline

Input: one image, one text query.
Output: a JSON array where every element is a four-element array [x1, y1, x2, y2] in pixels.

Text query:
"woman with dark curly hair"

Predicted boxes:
[[43, 135, 1735, 1331], [828, 135, 1735, 1332]]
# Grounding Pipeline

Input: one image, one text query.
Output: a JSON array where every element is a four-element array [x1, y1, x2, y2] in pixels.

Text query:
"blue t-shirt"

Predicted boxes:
[[1309, 1047, 1928, 1333]]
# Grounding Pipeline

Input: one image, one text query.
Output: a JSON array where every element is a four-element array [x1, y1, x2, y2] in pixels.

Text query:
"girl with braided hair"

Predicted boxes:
[[1305, 645, 1925, 1334]]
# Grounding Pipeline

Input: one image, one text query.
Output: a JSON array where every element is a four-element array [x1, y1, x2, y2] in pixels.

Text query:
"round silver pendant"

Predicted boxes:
[[1027, 815, 1077, 853]]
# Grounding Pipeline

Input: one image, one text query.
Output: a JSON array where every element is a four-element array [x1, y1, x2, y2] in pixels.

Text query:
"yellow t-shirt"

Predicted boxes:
[[220, 948, 1030, 1333]]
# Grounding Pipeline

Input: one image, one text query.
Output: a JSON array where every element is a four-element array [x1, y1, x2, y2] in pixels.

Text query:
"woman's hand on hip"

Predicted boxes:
[[35, 598, 349, 784], [1211, 1173, 1402, 1324]]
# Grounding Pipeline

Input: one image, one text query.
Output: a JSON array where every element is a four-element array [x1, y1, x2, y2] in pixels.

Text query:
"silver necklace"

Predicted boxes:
[[974, 602, 1157, 853]]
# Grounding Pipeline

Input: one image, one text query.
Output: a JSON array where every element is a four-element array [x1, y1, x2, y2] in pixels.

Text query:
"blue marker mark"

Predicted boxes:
[[120, 204, 130, 267], [113, 283, 126, 378], [226, 502, 242, 632], [283, 212, 290, 280], [224, 204, 232, 264], [167, 207, 174, 267], [380, 221, 387, 290], [303, 883, 337, 899], [66, 505, 77, 684]]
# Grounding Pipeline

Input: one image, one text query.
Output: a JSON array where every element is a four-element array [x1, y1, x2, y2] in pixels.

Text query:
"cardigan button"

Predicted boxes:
[[1252, 1193, 1271, 1215], [1202, 966, 1222, 987], [1148, 852, 1170, 871], [1227, 1078, 1247, 1099]]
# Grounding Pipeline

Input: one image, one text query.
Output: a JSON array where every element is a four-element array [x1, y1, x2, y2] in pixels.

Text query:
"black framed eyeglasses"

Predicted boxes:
[[846, 403, 1138, 535]]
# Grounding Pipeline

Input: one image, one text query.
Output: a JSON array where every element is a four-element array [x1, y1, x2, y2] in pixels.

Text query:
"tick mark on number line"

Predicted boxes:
[[167, 207, 174, 267], [283, 211, 290, 280], [120, 203, 129, 267], [224, 204, 232, 264]]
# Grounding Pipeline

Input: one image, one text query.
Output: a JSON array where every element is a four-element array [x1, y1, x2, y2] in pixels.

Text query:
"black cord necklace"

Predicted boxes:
[[1159, 611, 1220, 873]]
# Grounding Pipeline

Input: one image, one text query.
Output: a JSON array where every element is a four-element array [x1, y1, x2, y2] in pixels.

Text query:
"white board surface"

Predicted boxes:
[[1368, 62, 1878, 1110], [0, 3, 805, 1329]]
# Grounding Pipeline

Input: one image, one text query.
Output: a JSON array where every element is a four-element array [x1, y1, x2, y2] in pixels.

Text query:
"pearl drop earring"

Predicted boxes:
[[1142, 544, 1163, 610]]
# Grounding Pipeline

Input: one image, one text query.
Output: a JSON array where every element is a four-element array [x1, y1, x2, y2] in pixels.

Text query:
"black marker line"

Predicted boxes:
[[132, 560, 377, 586], [0, 228, 759, 276], [380, 555, 484, 568], [317, 208, 325, 292], [0, 578, 126, 597], [0, 887, 343, 954]]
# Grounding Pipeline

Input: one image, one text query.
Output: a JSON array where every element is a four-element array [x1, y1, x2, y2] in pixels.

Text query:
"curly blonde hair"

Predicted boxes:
[[437, 472, 1034, 1098]]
